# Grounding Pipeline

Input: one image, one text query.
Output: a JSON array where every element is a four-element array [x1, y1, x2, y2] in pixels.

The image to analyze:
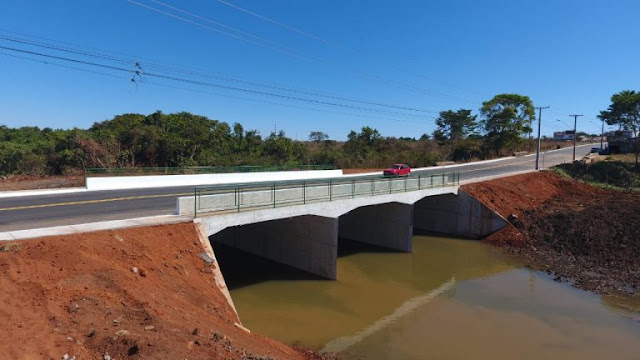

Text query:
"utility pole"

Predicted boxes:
[[569, 114, 583, 161], [535, 106, 549, 170], [600, 117, 605, 150]]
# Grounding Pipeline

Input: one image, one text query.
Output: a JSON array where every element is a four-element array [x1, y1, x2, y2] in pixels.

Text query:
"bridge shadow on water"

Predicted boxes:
[[337, 237, 405, 258], [212, 238, 403, 290], [212, 243, 326, 290]]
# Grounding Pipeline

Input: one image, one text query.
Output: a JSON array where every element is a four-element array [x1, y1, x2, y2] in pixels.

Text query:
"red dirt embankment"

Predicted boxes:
[[0, 223, 333, 360], [463, 172, 640, 298], [0, 175, 84, 191]]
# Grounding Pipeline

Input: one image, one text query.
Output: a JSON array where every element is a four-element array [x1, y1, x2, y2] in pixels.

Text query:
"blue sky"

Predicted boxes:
[[1, 0, 638, 140]]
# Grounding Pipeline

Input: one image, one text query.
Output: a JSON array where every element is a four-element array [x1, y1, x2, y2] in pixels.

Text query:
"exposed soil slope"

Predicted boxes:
[[0, 175, 84, 191], [0, 223, 332, 360], [463, 172, 640, 298]]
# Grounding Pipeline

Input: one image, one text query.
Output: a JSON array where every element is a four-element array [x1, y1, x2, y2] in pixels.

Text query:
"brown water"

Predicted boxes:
[[216, 235, 640, 359]]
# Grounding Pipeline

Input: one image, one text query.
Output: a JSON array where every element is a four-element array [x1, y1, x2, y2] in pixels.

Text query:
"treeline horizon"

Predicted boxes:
[[3, 90, 630, 176], [0, 110, 555, 176]]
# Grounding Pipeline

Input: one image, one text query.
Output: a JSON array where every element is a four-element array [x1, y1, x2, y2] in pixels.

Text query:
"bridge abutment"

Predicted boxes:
[[209, 215, 338, 279], [413, 188, 507, 239], [338, 202, 413, 252]]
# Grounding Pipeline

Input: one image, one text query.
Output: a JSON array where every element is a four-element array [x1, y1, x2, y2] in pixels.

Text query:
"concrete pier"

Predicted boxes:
[[194, 185, 507, 280], [413, 188, 507, 239], [339, 202, 414, 252], [210, 215, 338, 279]]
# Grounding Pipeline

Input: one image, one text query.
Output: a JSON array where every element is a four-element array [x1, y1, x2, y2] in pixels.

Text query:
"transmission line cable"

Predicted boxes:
[[0, 44, 436, 120], [0, 48, 431, 127], [215, 0, 486, 99], [125, 0, 478, 104], [0, 33, 440, 115]]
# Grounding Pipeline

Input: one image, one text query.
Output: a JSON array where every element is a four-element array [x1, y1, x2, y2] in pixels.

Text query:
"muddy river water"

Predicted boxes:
[[215, 235, 640, 359]]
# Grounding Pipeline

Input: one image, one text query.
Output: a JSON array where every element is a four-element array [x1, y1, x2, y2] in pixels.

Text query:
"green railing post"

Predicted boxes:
[[442, 173, 445, 186], [389, 177, 392, 194], [351, 180, 355, 198], [430, 174, 433, 188], [404, 176, 407, 192], [303, 181, 306, 204], [273, 183, 276, 208], [237, 187, 241, 212], [418, 174, 421, 190], [371, 178, 374, 195], [193, 188, 197, 218]]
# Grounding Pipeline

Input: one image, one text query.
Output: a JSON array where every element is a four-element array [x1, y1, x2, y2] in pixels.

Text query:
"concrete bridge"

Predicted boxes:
[[178, 173, 507, 279]]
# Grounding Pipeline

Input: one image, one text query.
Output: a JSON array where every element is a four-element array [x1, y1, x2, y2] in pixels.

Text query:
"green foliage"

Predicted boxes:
[[308, 131, 329, 143], [433, 109, 477, 144], [598, 90, 640, 163], [0, 96, 553, 177], [480, 94, 535, 155], [599, 90, 640, 132], [554, 161, 640, 190]]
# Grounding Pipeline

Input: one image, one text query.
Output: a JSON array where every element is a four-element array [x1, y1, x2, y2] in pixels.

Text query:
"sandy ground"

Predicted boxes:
[[463, 172, 640, 303], [0, 223, 335, 359]]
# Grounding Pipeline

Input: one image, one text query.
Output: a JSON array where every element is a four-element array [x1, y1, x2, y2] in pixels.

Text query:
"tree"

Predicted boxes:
[[480, 94, 535, 155], [432, 109, 477, 143], [308, 131, 329, 143], [598, 90, 640, 164], [344, 126, 382, 166]]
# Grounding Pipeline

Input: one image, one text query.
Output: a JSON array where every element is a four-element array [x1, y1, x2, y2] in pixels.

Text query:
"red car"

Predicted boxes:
[[383, 163, 411, 177]]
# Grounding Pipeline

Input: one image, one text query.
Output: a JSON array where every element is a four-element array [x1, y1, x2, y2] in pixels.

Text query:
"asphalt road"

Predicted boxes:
[[0, 144, 596, 232]]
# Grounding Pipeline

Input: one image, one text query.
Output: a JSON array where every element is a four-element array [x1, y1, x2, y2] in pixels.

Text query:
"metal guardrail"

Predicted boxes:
[[85, 164, 334, 177], [193, 172, 459, 217]]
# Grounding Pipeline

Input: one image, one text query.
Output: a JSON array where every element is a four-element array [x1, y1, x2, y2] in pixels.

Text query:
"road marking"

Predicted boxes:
[[0, 192, 192, 211]]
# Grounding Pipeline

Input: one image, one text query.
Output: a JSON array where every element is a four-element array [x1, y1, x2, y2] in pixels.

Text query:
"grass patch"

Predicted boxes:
[[607, 153, 639, 163], [0, 242, 22, 253], [552, 161, 640, 190]]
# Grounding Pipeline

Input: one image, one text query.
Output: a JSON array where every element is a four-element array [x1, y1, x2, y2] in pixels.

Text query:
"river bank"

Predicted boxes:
[[463, 172, 640, 305], [0, 223, 336, 359]]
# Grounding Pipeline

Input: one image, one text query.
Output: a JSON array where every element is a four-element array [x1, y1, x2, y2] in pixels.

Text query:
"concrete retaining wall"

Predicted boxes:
[[339, 202, 413, 252], [413, 188, 508, 239], [210, 215, 338, 279], [86, 169, 344, 190], [193, 222, 238, 320]]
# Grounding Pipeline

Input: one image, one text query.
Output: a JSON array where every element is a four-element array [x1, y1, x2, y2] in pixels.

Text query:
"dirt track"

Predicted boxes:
[[463, 172, 640, 301]]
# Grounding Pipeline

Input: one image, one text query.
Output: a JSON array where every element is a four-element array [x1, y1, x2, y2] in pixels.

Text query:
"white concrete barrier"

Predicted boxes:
[[86, 169, 344, 190]]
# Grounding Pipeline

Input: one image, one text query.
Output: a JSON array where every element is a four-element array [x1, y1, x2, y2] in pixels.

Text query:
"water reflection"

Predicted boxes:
[[215, 235, 640, 359]]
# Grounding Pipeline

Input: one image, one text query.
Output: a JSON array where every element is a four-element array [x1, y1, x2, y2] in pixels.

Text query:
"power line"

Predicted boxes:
[[125, 0, 312, 62], [147, 0, 309, 58], [215, 0, 487, 100], [569, 114, 583, 161], [0, 43, 439, 121], [0, 30, 435, 114], [534, 106, 549, 170], [216, 0, 357, 53], [0, 49, 431, 128], [125, 0, 479, 104], [0, 34, 443, 115], [0, 51, 130, 81]]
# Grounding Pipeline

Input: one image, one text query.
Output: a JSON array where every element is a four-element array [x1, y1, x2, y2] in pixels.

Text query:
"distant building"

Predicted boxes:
[[553, 130, 575, 141], [607, 130, 636, 153]]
